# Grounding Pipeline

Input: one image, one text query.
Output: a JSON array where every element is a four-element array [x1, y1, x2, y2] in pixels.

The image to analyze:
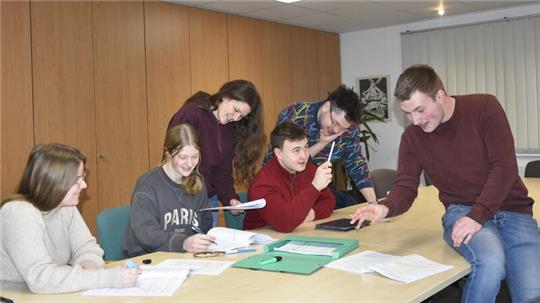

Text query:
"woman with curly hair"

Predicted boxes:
[[167, 80, 265, 226]]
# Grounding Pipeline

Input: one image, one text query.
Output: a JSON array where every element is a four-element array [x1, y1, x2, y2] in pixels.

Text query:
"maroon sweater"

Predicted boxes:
[[384, 94, 534, 225], [244, 157, 335, 232], [167, 92, 238, 205]]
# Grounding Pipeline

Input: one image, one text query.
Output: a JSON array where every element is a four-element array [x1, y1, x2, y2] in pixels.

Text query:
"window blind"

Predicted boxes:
[[401, 16, 540, 153]]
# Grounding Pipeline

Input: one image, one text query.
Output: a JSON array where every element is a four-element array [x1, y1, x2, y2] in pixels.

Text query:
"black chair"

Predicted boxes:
[[524, 160, 540, 178], [369, 169, 396, 199]]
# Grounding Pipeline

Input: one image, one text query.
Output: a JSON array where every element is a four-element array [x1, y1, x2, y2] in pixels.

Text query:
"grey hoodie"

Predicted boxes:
[[122, 167, 212, 258]]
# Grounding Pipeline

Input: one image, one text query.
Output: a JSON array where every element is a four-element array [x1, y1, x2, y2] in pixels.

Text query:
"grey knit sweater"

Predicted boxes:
[[0, 201, 122, 293]]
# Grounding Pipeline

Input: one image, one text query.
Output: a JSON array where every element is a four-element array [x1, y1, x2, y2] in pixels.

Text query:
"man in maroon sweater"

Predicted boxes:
[[244, 122, 335, 233], [351, 65, 540, 303]]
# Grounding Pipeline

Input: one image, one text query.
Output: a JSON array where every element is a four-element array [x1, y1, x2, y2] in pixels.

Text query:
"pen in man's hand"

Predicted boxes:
[[327, 141, 335, 162]]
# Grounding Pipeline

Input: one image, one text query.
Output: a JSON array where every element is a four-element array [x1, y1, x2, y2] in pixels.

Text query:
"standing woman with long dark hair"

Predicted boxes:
[[0, 143, 139, 293], [167, 80, 265, 225]]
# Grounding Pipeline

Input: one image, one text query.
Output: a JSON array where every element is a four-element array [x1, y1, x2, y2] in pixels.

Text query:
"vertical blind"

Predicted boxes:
[[401, 16, 540, 153]]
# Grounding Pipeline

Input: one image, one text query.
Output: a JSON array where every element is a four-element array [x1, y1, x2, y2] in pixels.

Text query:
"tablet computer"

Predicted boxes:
[[315, 218, 370, 231]]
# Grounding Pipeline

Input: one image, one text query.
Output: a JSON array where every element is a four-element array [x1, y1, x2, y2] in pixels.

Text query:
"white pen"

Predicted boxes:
[[327, 141, 335, 162]]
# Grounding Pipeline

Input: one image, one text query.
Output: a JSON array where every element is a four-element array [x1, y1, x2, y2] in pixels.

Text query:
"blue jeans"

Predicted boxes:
[[329, 185, 359, 209], [208, 195, 219, 227], [442, 204, 540, 303]]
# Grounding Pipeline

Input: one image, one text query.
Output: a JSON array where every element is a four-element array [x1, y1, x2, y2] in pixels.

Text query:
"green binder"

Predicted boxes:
[[232, 235, 358, 275]]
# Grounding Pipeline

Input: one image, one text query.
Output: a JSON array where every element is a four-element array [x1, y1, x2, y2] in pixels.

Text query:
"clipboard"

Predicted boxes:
[[231, 235, 358, 275]]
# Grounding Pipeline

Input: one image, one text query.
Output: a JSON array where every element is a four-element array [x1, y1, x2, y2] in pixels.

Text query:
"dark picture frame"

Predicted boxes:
[[356, 75, 390, 121]]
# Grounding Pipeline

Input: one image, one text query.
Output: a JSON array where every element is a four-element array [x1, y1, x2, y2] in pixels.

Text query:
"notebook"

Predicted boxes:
[[207, 227, 274, 251]]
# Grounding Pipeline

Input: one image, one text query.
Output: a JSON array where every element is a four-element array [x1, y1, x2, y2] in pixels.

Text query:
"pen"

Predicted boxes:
[[258, 256, 282, 265], [327, 141, 335, 162], [225, 249, 257, 254], [192, 226, 217, 244]]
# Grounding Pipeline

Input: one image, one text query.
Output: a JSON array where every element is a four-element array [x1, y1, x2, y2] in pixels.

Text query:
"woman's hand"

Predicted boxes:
[[120, 267, 141, 288], [183, 234, 216, 253]]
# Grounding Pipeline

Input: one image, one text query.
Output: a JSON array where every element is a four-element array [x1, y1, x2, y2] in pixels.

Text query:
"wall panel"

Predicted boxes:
[[145, 1, 191, 166], [92, 1, 149, 211], [189, 7, 229, 94], [1, 1, 33, 200], [317, 31, 342, 99], [291, 27, 320, 102]]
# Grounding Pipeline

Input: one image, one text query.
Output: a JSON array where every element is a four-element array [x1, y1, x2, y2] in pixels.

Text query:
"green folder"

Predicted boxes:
[[232, 235, 358, 275]]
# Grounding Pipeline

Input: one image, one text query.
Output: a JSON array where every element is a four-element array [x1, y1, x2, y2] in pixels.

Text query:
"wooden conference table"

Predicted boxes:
[[2, 178, 539, 303]]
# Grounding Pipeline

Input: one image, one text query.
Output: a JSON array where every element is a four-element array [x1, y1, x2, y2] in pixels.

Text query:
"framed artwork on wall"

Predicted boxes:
[[356, 75, 390, 121]]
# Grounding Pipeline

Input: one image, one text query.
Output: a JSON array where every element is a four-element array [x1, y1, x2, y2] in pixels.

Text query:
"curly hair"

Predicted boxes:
[[327, 85, 364, 125], [195, 80, 266, 185], [162, 124, 204, 195]]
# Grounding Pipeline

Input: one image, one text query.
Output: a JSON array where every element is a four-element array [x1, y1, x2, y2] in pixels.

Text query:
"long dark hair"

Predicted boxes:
[[189, 80, 265, 185], [1, 143, 86, 211]]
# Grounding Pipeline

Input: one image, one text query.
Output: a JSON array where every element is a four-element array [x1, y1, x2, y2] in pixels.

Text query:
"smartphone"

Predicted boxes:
[[315, 218, 370, 231]]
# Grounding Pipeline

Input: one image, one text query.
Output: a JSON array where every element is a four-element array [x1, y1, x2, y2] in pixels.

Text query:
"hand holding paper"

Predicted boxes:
[[199, 198, 266, 211]]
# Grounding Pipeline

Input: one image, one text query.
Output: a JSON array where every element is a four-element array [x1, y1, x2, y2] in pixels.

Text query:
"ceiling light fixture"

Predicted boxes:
[[438, 7, 445, 16], [437, 1, 445, 16], [276, 0, 301, 3]]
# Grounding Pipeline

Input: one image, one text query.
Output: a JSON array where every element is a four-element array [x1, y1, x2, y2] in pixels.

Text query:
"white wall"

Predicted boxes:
[[341, 4, 540, 176]]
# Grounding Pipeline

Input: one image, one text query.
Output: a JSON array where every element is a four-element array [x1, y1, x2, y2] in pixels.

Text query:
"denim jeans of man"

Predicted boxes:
[[442, 204, 540, 303], [208, 195, 219, 227]]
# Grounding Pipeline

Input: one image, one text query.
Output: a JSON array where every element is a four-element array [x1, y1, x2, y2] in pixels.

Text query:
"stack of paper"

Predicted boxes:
[[207, 227, 274, 251], [325, 250, 453, 283]]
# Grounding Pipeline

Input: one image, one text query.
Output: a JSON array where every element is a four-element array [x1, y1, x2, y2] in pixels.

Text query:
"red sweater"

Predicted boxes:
[[384, 94, 534, 225], [244, 157, 335, 232]]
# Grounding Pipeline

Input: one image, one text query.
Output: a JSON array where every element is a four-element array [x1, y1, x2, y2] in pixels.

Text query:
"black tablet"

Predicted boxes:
[[316, 218, 370, 231]]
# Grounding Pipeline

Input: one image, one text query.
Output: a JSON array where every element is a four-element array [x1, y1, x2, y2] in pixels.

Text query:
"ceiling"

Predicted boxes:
[[168, 1, 537, 33]]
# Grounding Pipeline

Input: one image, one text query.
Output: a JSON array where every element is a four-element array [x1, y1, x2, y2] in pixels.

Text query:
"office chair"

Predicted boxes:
[[224, 192, 247, 230], [96, 204, 131, 261], [369, 169, 397, 199], [524, 160, 540, 178]]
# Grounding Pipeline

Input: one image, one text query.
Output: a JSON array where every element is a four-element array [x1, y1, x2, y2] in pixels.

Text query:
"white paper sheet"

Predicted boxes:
[[154, 259, 234, 275], [199, 198, 266, 211], [325, 250, 453, 283], [82, 267, 189, 296]]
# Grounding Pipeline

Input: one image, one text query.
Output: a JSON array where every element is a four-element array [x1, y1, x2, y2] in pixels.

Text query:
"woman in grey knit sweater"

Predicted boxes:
[[0, 143, 140, 293]]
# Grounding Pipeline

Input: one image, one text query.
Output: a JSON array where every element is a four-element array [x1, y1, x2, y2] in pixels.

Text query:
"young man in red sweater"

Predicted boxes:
[[351, 64, 540, 303], [244, 122, 335, 233]]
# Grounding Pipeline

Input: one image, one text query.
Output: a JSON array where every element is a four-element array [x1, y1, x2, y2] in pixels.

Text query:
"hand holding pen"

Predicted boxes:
[[312, 141, 334, 191], [183, 226, 217, 253], [120, 259, 141, 288]]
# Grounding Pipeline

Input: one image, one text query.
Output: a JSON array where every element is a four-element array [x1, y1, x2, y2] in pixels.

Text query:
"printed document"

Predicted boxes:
[[83, 266, 188, 296], [207, 227, 274, 251], [274, 240, 342, 256], [154, 259, 234, 275], [200, 198, 266, 211], [325, 250, 453, 283]]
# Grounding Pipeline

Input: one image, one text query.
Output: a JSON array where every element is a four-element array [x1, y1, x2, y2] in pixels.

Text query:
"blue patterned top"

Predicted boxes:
[[263, 101, 373, 189]]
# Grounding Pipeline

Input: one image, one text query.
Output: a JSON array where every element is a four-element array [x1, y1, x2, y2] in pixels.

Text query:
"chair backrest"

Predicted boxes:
[[370, 169, 397, 199], [525, 160, 540, 178], [96, 204, 130, 261], [224, 192, 247, 230]]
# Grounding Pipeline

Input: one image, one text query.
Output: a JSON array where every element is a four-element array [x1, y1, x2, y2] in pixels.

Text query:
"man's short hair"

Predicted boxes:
[[270, 122, 307, 150], [394, 64, 446, 102], [327, 85, 364, 124]]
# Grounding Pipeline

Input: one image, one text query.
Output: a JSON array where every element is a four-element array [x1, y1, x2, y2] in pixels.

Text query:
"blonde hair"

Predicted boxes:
[[1, 143, 85, 211], [162, 124, 203, 195]]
